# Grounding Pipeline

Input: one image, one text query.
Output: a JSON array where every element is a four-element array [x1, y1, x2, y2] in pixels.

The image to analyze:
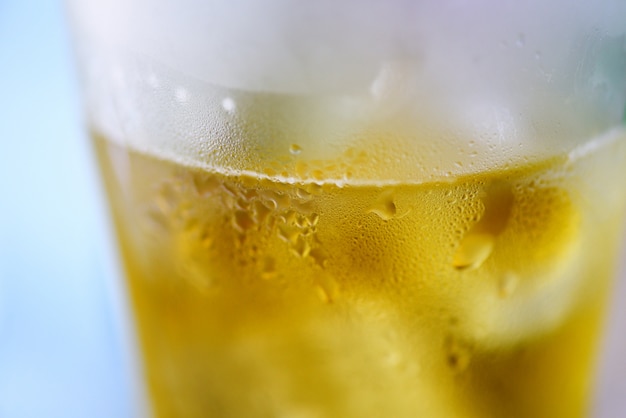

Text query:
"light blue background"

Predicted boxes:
[[0, 1, 625, 417], [0, 1, 134, 417]]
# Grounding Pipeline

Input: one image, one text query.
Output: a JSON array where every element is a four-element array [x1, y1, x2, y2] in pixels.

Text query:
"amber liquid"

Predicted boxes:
[[95, 130, 626, 417]]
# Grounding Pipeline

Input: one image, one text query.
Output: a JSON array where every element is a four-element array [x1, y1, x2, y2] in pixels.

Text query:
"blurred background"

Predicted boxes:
[[0, 0, 625, 417], [0, 0, 134, 417]]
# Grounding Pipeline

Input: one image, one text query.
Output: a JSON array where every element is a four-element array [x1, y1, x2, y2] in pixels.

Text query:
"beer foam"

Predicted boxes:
[[69, 0, 625, 95], [69, 0, 626, 181]]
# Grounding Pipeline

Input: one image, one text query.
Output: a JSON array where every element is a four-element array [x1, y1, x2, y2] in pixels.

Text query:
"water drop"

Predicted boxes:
[[283, 210, 298, 225], [233, 210, 255, 231], [278, 224, 300, 243], [516, 33, 526, 47], [296, 188, 311, 200], [222, 97, 236, 114], [453, 233, 494, 270], [253, 201, 272, 223], [367, 190, 397, 221], [309, 247, 329, 267], [295, 214, 308, 228], [291, 237, 311, 258], [289, 144, 302, 155], [309, 213, 320, 226]]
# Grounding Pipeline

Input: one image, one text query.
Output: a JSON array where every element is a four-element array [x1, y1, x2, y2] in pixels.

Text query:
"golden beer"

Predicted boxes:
[[94, 127, 626, 417]]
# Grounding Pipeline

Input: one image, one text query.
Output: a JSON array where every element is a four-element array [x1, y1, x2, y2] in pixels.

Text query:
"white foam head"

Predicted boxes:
[[68, 0, 626, 180], [68, 0, 625, 93]]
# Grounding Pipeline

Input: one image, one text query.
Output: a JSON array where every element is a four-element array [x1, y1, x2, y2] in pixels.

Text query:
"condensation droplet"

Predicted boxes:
[[291, 237, 311, 258], [233, 210, 255, 231], [309, 213, 320, 226], [269, 192, 290, 209], [367, 190, 397, 220], [289, 144, 302, 155], [253, 201, 272, 224], [309, 247, 328, 267], [296, 188, 311, 200], [283, 210, 297, 225], [222, 97, 236, 113], [278, 224, 300, 244], [453, 233, 494, 270], [516, 33, 526, 47], [295, 215, 308, 228]]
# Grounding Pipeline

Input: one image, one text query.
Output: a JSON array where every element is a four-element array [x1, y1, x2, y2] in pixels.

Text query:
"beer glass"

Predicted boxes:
[[66, 1, 626, 416]]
